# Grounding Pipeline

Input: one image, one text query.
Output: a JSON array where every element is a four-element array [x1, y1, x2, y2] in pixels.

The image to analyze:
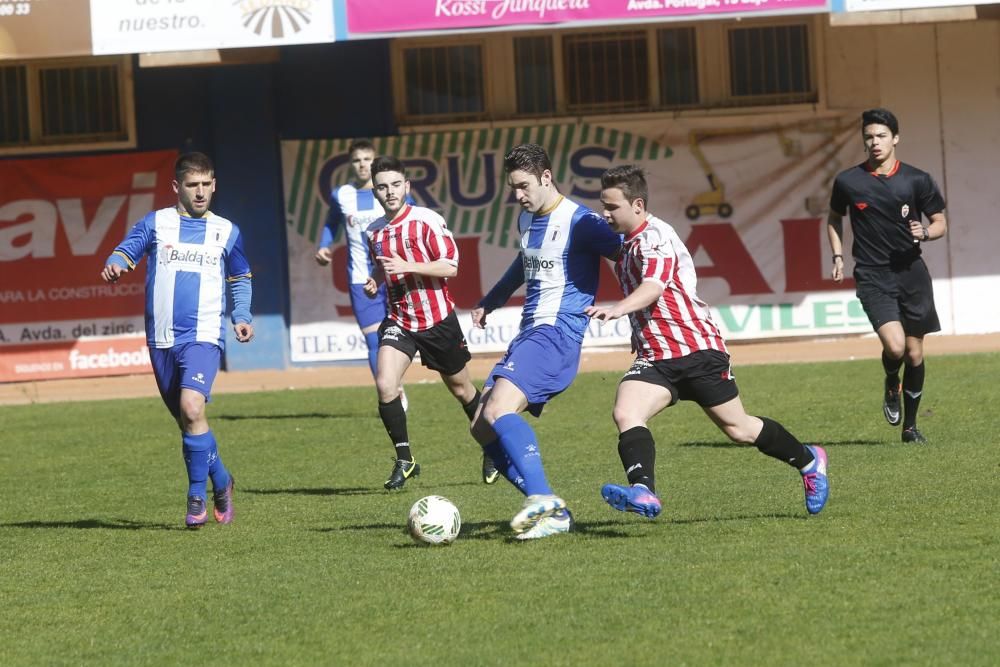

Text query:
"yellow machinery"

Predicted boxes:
[[684, 126, 801, 221]]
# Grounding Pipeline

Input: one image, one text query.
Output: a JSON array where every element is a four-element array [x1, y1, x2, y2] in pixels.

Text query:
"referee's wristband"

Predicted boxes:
[[832, 254, 843, 262]]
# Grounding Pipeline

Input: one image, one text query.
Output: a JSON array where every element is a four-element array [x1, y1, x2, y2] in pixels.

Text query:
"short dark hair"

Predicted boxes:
[[348, 139, 375, 156], [601, 164, 649, 208], [503, 143, 552, 180], [861, 108, 899, 136], [371, 155, 406, 181], [174, 152, 214, 180]]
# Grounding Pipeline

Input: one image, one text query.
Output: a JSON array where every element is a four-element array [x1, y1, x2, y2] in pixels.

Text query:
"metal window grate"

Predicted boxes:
[[728, 24, 813, 104], [514, 35, 555, 115], [564, 31, 648, 113], [39, 64, 123, 139], [657, 27, 698, 108], [403, 44, 485, 118], [0, 65, 29, 146]]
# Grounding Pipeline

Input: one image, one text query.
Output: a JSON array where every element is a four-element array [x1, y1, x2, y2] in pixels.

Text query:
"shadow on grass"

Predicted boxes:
[[214, 412, 366, 421], [0, 518, 179, 531], [315, 518, 633, 542], [666, 512, 806, 525], [679, 439, 881, 448], [242, 486, 381, 497], [408, 480, 482, 490], [311, 522, 403, 533]]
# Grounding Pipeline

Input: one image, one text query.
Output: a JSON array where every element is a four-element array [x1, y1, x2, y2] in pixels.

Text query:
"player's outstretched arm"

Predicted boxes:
[[585, 280, 662, 321], [102, 215, 154, 282], [101, 262, 127, 283], [478, 256, 524, 312], [470, 306, 488, 329]]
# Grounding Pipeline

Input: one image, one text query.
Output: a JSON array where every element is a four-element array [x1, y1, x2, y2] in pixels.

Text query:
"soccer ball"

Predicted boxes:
[[407, 495, 461, 545]]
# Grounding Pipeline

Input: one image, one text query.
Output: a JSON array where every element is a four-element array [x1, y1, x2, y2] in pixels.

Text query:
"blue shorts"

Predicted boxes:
[[485, 325, 581, 417], [150, 342, 221, 419], [349, 282, 389, 330]]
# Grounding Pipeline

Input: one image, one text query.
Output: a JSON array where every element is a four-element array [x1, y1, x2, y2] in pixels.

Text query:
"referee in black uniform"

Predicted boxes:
[[827, 108, 948, 444]]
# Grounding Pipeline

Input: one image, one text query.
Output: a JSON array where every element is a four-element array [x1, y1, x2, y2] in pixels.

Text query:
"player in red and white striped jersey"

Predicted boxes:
[[614, 209, 726, 361], [366, 200, 458, 332], [363, 156, 488, 491], [585, 165, 829, 518]]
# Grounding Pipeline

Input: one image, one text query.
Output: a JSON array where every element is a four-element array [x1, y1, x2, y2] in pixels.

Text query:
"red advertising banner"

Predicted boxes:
[[0, 149, 177, 382]]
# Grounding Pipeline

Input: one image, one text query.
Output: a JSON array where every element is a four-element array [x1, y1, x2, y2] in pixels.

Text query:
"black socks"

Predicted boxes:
[[378, 396, 411, 461], [754, 417, 814, 470], [618, 426, 657, 492], [902, 362, 925, 429]]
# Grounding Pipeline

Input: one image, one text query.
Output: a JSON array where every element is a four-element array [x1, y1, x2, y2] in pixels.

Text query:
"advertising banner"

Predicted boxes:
[[89, 0, 336, 55], [0, 0, 92, 60], [0, 150, 177, 382], [842, 0, 993, 10], [346, 0, 829, 36], [282, 114, 887, 364]]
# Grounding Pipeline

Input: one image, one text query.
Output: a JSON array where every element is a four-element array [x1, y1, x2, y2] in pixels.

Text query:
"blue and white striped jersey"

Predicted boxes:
[[482, 196, 622, 342], [107, 208, 252, 349], [319, 184, 385, 285]]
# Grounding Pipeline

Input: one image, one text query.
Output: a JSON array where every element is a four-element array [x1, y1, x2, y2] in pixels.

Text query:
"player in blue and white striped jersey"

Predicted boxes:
[[470, 143, 622, 539], [314, 140, 409, 409], [101, 152, 253, 529]]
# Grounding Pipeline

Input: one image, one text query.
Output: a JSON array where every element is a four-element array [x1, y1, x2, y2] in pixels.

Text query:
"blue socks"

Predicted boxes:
[[365, 331, 380, 377], [182, 431, 229, 499], [206, 432, 230, 492], [493, 414, 552, 496], [483, 440, 526, 494]]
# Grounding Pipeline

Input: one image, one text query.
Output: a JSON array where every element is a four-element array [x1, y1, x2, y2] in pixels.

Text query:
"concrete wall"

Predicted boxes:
[[824, 18, 1000, 334], [129, 39, 397, 370], [167, 19, 1000, 366], [5, 20, 996, 373]]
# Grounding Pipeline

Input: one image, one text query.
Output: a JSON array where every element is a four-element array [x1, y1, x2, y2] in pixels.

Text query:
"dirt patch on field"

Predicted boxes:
[[2, 333, 998, 406]]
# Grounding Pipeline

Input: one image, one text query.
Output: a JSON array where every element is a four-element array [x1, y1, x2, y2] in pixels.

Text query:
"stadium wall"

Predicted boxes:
[[130, 40, 398, 372], [824, 19, 1000, 336], [2, 22, 998, 380]]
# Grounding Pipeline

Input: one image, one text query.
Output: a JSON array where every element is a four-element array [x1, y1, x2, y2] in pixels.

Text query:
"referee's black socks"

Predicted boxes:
[[902, 361, 925, 429], [754, 416, 814, 470], [882, 350, 903, 382]]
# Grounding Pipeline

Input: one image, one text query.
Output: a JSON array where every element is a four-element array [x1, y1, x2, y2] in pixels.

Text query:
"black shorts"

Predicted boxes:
[[378, 311, 471, 376], [620, 349, 739, 408], [854, 259, 940, 336]]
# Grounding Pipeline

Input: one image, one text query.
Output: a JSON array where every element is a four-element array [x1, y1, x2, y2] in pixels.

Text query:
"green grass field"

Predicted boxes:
[[2, 353, 998, 666]]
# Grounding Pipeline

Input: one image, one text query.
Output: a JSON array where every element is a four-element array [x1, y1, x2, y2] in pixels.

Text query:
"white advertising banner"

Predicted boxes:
[[89, 0, 335, 55], [281, 114, 952, 364], [844, 0, 992, 10]]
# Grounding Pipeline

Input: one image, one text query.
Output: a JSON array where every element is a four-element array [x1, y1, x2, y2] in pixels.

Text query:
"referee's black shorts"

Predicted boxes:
[[378, 311, 471, 376], [854, 258, 940, 336]]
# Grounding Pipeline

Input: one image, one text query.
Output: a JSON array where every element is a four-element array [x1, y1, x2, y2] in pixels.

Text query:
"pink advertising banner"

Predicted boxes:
[[346, 0, 829, 35]]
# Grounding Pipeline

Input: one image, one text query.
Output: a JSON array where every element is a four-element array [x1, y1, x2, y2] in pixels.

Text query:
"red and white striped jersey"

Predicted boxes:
[[366, 204, 459, 332], [616, 215, 727, 361]]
